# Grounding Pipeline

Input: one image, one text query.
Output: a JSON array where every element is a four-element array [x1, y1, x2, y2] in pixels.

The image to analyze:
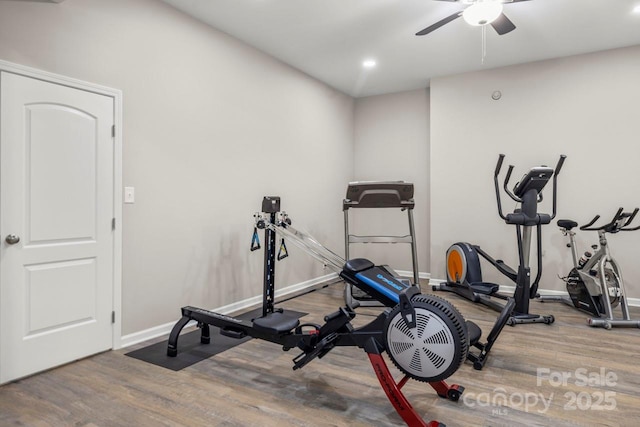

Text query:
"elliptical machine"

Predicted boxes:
[[540, 208, 640, 329], [434, 154, 566, 326]]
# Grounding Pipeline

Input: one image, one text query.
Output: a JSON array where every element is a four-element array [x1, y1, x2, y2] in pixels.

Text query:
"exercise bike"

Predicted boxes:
[[167, 196, 471, 427], [435, 154, 565, 326], [539, 208, 640, 329]]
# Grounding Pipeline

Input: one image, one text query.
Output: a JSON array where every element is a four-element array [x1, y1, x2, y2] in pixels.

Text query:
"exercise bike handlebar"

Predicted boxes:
[[580, 207, 640, 232], [622, 208, 640, 231], [580, 207, 623, 231], [580, 214, 602, 230]]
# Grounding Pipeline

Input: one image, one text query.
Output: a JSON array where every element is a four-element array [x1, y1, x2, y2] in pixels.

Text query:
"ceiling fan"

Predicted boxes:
[[416, 0, 531, 36]]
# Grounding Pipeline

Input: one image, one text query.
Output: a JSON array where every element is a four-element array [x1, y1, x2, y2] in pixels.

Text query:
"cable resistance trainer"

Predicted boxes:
[[167, 196, 472, 427]]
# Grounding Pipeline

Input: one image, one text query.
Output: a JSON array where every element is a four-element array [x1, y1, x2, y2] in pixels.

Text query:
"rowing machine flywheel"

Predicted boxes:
[[384, 294, 468, 382]]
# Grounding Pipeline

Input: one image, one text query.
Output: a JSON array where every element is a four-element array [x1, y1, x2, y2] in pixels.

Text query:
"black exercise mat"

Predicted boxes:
[[125, 308, 306, 371]]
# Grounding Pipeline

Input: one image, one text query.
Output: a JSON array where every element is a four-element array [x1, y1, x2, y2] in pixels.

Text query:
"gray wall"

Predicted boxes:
[[430, 45, 640, 297], [352, 89, 430, 274], [3, 0, 639, 339], [0, 0, 354, 335]]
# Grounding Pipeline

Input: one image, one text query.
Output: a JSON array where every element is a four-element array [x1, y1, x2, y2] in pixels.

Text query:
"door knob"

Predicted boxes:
[[5, 234, 20, 245]]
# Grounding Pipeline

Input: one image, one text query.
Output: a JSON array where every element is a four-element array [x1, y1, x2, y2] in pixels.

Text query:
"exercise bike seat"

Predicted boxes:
[[468, 282, 499, 296], [466, 321, 482, 346], [558, 219, 578, 230]]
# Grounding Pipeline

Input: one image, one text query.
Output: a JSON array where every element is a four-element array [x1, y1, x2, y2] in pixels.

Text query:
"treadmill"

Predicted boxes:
[[343, 181, 420, 307]]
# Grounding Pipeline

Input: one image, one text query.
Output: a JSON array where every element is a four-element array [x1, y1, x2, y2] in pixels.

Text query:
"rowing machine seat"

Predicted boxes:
[[343, 258, 375, 273], [253, 312, 300, 335], [340, 258, 412, 307]]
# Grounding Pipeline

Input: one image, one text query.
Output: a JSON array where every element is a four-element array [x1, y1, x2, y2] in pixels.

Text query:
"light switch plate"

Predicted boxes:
[[124, 187, 135, 204]]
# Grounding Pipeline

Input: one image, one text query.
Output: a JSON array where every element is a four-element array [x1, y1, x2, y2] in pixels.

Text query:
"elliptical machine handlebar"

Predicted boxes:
[[494, 154, 508, 220], [493, 154, 566, 222], [502, 164, 520, 203], [494, 153, 505, 177], [580, 207, 640, 232], [550, 155, 566, 220], [494, 154, 525, 204]]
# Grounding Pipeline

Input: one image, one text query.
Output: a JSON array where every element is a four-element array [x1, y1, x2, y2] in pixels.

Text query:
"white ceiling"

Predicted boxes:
[[161, 0, 640, 98]]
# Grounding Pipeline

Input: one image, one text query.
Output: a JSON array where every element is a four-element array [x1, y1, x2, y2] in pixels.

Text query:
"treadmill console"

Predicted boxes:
[[344, 181, 414, 210]]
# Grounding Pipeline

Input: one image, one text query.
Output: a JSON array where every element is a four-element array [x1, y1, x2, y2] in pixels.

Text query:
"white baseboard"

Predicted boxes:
[[429, 278, 640, 307], [119, 272, 338, 349], [122, 272, 640, 349], [395, 270, 431, 280]]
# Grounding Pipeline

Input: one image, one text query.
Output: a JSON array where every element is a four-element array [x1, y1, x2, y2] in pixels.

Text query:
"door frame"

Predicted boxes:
[[0, 59, 123, 349]]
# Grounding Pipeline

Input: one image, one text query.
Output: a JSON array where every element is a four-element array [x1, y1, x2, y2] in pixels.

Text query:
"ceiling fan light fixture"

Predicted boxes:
[[462, 2, 504, 26]]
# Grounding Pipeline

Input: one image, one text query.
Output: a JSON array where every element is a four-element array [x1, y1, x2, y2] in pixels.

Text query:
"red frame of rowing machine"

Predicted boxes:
[[366, 341, 463, 427]]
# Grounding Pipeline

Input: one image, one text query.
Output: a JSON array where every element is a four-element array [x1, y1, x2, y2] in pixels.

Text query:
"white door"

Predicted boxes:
[[0, 71, 115, 384]]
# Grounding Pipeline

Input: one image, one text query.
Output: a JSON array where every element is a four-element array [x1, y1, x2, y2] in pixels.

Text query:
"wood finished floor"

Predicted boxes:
[[1, 282, 640, 427]]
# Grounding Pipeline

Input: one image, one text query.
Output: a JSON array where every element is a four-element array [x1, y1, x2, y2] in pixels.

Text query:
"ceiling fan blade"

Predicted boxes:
[[416, 11, 463, 36], [508, 0, 533, 2], [490, 13, 516, 35]]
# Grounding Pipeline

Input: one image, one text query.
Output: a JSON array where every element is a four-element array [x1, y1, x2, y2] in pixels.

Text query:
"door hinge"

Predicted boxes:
[[112, 218, 116, 230], [111, 124, 115, 138], [112, 311, 116, 324]]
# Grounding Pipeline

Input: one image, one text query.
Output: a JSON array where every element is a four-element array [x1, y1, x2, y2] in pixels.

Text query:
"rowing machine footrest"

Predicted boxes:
[[469, 282, 499, 295], [252, 311, 300, 334], [466, 321, 482, 346], [220, 328, 246, 339], [293, 332, 338, 370]]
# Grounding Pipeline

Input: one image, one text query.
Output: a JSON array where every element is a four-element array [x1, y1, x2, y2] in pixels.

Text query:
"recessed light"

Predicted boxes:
[[634, 4, 640, 13], [362, 59, 377, 69]]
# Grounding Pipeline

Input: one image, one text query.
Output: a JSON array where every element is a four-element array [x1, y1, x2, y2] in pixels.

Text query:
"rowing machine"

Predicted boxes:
[[167, 197, 471, 427]]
